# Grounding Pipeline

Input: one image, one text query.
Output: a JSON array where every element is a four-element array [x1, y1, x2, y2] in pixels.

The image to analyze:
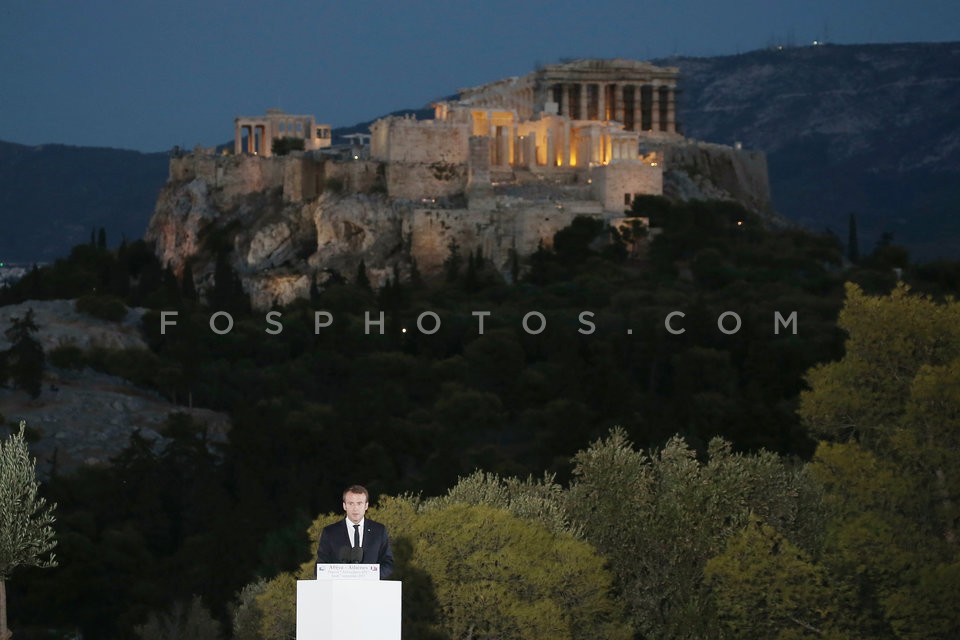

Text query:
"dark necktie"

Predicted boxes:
[[353, 524, 360, 548]]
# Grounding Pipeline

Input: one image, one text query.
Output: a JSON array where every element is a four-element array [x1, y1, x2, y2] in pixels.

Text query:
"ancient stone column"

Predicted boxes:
[[632, 85, 642, 132], [260, 125, 270, 156], [526, 135, 537, 168], [487, 111, 495, 164], [598, 85, 606, 122], [546, 128, 555, 168], [563, 120, 572, 166], [499, 128, 510, 167], [576, 84, 584, 121], [561, 84, 571, 117], [614, 84, 624, 123], [651, 85, 661, 132], [234, 121, 242, 155], [666, 86, 677, 133]]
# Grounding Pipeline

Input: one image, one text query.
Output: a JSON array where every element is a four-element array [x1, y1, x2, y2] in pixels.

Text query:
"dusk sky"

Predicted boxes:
[[2, 0, 959, 153]]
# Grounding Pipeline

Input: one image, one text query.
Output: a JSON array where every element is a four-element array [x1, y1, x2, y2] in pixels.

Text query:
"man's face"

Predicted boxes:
[[343, 491, 368, 524]]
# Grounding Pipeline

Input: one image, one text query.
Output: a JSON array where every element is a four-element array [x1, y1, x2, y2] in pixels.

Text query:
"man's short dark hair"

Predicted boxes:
[[343, 485, 369, 501]]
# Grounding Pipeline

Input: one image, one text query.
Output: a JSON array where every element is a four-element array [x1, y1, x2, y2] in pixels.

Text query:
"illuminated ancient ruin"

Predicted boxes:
[[234, 108, 332, 157]]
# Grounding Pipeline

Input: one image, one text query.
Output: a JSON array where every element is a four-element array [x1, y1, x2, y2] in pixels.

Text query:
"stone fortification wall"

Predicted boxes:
[[371, 116, 470, 163], [593, 162, 664, 212], [385, 162, 467, 200], [170, 153, 389, 205], [369, 116, 472, 199], [169, 154, 286, 200], [282, 155, 319, 203], [467, 136, 491, 194], [406, 204, 601, 280], [324, 160, 384, 194]]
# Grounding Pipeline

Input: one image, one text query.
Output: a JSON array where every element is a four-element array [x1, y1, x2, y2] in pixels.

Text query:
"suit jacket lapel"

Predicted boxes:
[[362, 523, 376, 562]]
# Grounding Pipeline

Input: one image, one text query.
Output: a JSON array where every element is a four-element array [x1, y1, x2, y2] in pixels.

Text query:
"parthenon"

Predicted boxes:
[[371, 59, 680, 174], [459, 58, 679, 133], [365, 59, 681, 208]]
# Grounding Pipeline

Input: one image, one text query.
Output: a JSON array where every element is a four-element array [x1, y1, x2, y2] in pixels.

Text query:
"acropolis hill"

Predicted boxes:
[[146, 59, 773, 309]]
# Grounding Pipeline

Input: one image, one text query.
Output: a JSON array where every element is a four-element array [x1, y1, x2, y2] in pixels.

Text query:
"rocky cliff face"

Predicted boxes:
[[146, 141, 771, 310], [661, 140, 773, 214]]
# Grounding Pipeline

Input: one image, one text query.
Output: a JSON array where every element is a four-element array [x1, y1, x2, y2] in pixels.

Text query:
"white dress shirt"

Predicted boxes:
[[346, 517, 365, 547]]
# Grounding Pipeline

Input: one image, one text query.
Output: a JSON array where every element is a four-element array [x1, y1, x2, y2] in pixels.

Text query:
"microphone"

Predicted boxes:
[[338, 545, 364, 563]]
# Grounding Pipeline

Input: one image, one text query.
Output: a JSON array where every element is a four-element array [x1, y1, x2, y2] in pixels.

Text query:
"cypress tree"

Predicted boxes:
[[847, 213, 860, 263]]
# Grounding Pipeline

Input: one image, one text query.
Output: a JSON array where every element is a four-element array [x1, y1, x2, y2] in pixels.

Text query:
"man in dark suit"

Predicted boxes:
[[317, 484, 394, 579]]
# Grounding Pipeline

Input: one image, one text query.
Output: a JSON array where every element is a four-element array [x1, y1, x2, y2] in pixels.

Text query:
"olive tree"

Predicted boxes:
[[0, 422, 57, 640]]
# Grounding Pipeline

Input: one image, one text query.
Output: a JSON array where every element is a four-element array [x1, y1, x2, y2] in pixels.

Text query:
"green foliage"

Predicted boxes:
[[847, 212, 860, 263], [210, 251, 249, 313], [16, 199, 960, 635], [443, 238, 462, 283], [630, 194, 676, 222], [800, 282, 960, 446], [230, 579, 267, 640], [81, 347, 166, 390], [355, 259, 371, 291], [802, 283, 960, 636], [133, 595, 221, 640], [0, 422, 57, 639], [565, 428, 822, 639], [425, 470, 574, 536], [2, 309, 44, 398], [373, 496, 631, 640], [47, 343, 85, 369], [75, 293, 128, 322], [705, 517, 854, 639], [0, 239, 169, 308], [0, 422, 57, 580], [553, 215, 606, 264], [270, 137, 305, 156], [253, 573, 297, 640]]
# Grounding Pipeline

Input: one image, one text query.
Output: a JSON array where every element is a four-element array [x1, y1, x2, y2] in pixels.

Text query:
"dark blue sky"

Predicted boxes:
[[2, 0, 958, 152]]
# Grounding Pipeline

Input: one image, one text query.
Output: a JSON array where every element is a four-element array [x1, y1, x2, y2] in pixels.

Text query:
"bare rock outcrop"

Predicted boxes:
[[661, 140, 774, 214], [144, 142, 775, 310], [0, 299, 230, 475], [0, 299, 147, 352]]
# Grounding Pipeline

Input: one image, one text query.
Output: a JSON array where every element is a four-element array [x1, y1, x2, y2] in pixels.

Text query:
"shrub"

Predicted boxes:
[[75, 294, 128, 322], [48, 343, 85, 369], [271, 137, 305, 156], [324, 177, 344, 194]]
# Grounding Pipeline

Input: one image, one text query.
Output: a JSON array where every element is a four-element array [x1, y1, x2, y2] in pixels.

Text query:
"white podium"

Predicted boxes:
[[296, 571, 401, 639]]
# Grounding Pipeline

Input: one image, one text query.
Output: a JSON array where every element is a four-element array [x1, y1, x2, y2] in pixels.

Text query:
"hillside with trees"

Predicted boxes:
[[2, 198, 959, 637]]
